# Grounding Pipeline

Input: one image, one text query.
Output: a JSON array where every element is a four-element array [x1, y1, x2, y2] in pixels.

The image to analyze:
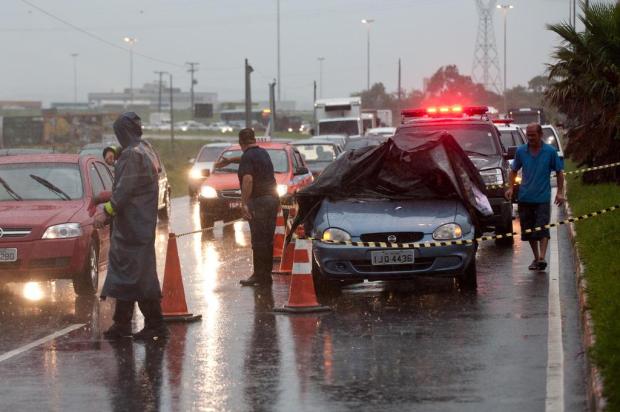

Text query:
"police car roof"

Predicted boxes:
[[0, 153, 80, 164]]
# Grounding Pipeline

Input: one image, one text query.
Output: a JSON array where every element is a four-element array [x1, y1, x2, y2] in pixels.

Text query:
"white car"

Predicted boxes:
[[366, 127, 396, 138], [541, 125, 564, 159], [175, 120, 208, 132], [205, 122, 234, 133], [188, 142, 232, 197], [312, 134, 348, 148]]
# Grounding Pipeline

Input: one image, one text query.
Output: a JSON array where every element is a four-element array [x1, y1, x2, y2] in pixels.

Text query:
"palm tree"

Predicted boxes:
[[546, 2, 620, 182]]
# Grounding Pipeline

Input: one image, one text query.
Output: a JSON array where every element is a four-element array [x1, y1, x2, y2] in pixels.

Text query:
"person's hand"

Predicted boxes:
[[504, 188, 513, 201], [214, 158, 229, 169], [555, 192, 566, 206], [242, 205, 252, 221], [94, 212, 110, 229]]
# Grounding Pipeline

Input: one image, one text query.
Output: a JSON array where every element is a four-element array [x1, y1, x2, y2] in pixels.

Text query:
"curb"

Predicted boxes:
[[563, 200, 608, 411]]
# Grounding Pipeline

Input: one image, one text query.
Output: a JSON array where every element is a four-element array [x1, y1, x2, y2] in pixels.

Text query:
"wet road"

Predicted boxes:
[[0, 196, 587, 411]]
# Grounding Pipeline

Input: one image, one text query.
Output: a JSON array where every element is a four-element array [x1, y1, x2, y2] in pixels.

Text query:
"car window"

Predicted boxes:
[[94, 162, 114, 189], [319, 120, 358, 136], [408, 124, 500, 156], [295, 144, 336, 162], [291, 149, 300, 169], [500, 130, 523, 148], [542, 128, 560, 151], [197, 146, 226, 162], [217, 149, 289, 173], [294, 151, 306, 169], [89, 163, 105, 196], [0, 163, 83, 201]]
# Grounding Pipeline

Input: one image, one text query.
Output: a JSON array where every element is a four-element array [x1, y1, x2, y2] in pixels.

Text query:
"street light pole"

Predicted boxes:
[[276, 0, 281, 102], [70, 53, 78, 103], [154, 71, 166, 112], [497, 4, 513, 114], [361, 19, 375, 90], [123, 37, 137, 106], [317, 57, 325, 98]]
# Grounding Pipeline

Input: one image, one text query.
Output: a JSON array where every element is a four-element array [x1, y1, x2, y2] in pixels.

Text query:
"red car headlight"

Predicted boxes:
[[42, 223, 82, 239]]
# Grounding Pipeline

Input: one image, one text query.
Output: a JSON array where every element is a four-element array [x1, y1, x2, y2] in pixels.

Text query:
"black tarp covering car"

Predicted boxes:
[[292, 130, 493, 236]]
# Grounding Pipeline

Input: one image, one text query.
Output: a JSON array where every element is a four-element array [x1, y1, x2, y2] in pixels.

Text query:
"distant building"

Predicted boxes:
[[0, 101, 42, 110], [88, 82, 217, 111]]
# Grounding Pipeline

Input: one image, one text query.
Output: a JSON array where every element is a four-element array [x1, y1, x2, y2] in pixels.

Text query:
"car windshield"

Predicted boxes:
[[216, 149, 289, 173], [542, 128, 560, 151], [344, 138, 383, 151], [500, 130, 524, 149], [198, 146, 227, 162], [410, 124, 499, 156], [0, 163, 83, 201], [295, 144, 336, 163], [319, 120, 358, 136]]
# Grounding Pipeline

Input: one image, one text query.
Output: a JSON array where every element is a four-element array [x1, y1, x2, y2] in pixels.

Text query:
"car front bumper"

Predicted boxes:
[[312, 240, 476, 281]]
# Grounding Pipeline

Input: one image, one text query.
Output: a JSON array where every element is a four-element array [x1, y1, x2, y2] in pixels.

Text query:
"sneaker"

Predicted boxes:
[[133, 325, 169, 341], [528, 260, 539, 271], [103, 323, 132, 340], [538, 260, 548, 270]]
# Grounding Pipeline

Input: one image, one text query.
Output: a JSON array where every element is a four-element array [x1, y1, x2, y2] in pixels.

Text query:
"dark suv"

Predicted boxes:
[[397, 106, 516, 245]]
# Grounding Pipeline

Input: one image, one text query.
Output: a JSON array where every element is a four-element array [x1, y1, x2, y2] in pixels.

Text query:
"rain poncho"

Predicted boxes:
[[293, 130, 493, 234], [101, 112, 161, 301]]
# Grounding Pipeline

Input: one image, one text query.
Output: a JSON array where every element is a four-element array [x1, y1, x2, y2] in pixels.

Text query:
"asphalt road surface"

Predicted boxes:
[[0, 194, 587, 411]]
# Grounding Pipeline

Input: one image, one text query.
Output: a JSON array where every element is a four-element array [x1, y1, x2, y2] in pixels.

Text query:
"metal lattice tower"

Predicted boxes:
[[472, 0, 502, 93]]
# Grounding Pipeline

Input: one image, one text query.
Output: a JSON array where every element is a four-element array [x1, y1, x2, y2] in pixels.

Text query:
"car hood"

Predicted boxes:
[[204, 172, 289, 190], [0, 200, 85, 231], [321, 199, 458, 236], [467, 155, 502, 170]]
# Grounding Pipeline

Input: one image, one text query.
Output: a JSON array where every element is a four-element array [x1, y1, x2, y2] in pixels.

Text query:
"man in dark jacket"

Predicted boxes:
[[99, 112, 168, 340]]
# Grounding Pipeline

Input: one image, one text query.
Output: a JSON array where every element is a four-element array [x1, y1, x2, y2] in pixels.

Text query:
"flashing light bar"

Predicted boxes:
[[493, 118, 515, 125], [401, 105, 488, 118]]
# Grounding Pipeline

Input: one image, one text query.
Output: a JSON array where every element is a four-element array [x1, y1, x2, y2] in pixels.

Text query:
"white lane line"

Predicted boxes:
[[0, 323, 85, 363], [545, 203, 564, 412]]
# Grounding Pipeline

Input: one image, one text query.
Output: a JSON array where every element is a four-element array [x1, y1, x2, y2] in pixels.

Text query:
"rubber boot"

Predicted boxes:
[[133, 300, 169, 341], [103, 300, 134, 340]]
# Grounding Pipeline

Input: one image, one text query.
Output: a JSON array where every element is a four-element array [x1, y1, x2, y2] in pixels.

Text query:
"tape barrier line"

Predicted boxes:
[[305, 204, 620, 249], [485, 161, 620, 190]]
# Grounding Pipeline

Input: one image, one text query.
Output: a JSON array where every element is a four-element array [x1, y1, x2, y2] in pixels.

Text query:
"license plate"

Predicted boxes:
[[229, 201, 243, 209], [371, 250, 414, 266], [0, 248, 17, 262]]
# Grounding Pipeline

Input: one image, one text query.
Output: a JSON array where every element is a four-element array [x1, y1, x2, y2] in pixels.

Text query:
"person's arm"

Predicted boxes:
[[214, 156, 242, 169], [241, 174, 253, 220], [107, 150, 141, 216], [504, 151, 521, 200]]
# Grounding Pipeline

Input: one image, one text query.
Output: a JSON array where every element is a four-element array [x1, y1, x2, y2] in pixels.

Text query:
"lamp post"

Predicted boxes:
[[123, 36, 137, 105], [496, 4, 513, 114], [317, 57, 325, 98], [361, 19, 374, 90], [70, 53, 78, 103]]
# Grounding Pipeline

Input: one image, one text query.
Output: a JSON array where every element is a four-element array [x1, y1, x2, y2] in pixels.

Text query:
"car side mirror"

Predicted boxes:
[[504, 146, 517, 160], [201, 169, 211, 178], [294, 166, 309, 176]]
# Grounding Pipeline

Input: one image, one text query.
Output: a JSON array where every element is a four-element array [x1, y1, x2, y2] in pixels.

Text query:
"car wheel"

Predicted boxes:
[[311, 259, 341, 300], [495, 216, 514, 246], [458, 256, 477, 291], [73, 242, 99, 296], [158, 190, 171, 221]]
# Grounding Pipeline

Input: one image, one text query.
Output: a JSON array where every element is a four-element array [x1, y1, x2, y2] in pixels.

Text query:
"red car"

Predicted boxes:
[[197, 142, 314, 228], [0, 154, 113, 295]]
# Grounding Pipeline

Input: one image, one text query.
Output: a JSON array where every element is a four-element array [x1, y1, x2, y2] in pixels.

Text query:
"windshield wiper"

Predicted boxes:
[[464, 150, 489, 157], [29, 174, 72, 200], [0, 176, 22, 201]]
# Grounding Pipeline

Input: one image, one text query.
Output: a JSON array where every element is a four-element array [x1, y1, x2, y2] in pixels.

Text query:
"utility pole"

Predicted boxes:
[[154, 71, 166, 112], [269, 80, 277, 135], [186, 62, 199, 116], [276, 0, 281, 102], [497, 4, 514, 114], [397, 58, 402, 118], [71, 53, 78, 103], [317, 57, 325, 98], [361, 19, 375, 90], [313, 80, 317, 133], [123, 37, 137, 106], [169, 73, 175, 147], [245, 59, 253, 129]]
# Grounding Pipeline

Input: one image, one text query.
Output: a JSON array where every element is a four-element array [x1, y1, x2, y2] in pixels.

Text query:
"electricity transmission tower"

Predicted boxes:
[[472, 0, 502, 93]]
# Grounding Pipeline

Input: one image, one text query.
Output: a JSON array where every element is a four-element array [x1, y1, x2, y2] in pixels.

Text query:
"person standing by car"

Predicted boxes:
[[97, 112, 168, 340], [505, 123, 565, 271], [103, 145, 120, 175], [215, 128, 279, 287]]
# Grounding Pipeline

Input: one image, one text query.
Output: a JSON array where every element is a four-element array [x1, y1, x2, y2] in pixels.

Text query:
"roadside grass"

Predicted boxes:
[[148, 139, 212, 199], [565, 160, 620, 409]]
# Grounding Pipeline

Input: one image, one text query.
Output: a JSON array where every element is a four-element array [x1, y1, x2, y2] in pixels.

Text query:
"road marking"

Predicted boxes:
[[0, 323, 85, 363], [545, 204, 564, 412]]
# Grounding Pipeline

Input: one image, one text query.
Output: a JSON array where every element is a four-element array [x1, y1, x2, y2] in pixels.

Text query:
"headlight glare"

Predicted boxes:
[[276, 184, 288, 197], [432, 223, 463, 240], [42, 223, 82, 239], [189, 169, 202, 179], [200, 185, 218, 199], [322, 228, 351, 242]]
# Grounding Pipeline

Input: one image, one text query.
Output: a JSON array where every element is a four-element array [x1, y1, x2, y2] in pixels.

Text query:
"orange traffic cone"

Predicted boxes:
[[161, 233, 202, 322], [273, 239, 295, 275], [272, 208, 286, 260], [275, 239, 330, 313]]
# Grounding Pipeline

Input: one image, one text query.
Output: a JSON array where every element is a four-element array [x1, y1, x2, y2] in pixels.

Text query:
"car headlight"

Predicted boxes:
[[480, 168, 504, 186], [200, 185, 218, 199], [189, 169, 202, 179], [276, 184, 288, 197], [432, 223, 463, 240], [322, 228, 351, 242], [515, 175, 522, 184], [42, 223, 82, 239]]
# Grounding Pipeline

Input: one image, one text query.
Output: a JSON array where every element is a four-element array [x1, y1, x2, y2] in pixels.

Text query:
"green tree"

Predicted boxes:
[[423, 65, 501, 108], [546, 2, 620, 180]]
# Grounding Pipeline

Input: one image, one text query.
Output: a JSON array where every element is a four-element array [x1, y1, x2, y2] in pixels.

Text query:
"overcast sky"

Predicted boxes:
[[0, 0, 608, 109]]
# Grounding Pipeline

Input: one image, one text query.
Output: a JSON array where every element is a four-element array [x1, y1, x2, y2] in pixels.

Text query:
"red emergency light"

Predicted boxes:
[[402, 105, 488, 118], [492, 118, 515, 125]]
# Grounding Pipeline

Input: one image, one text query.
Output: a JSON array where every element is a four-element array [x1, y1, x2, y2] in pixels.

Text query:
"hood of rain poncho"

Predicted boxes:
[[113, 112, 143, 149], [292, 130, 493, 235]]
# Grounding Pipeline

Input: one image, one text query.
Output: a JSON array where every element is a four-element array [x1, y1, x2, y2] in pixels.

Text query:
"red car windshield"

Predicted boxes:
[[0, 163, 83, 201], [216, 149, 289, 173], [198, 146, 227, 162]]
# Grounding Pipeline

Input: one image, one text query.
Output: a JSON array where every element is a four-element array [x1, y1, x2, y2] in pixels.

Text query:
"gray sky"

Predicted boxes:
[[0, 0, 604, 109]]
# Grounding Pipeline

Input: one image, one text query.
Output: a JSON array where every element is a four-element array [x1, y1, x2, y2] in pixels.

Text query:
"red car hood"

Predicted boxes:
[[204, 172, 289, 190], [0, 200, 85, 229]]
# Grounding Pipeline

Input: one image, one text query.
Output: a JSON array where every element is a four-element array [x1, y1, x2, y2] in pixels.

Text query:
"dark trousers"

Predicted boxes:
[[113, 299, 164, 329], [248, 195, 279, 280]]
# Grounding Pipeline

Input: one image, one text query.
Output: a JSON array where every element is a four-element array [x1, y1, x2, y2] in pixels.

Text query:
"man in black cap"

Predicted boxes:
[[97, 112, 168, 340], [215, 128, 279, 287]]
